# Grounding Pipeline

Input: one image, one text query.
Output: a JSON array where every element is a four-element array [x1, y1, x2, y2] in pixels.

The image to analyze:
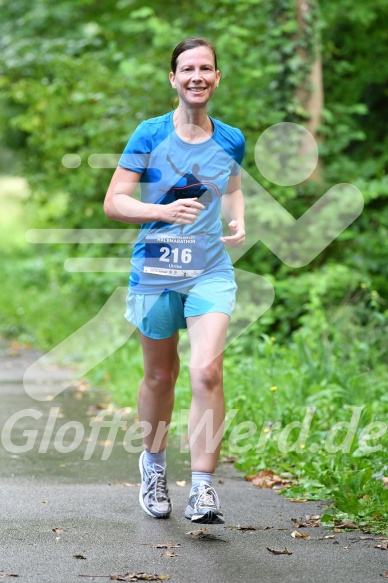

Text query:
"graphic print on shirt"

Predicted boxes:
[[143, 154, 228, 277], [162, 154, 227, 210]]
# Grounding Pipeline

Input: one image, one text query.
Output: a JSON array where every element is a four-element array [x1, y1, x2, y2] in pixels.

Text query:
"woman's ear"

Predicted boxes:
[[169, 71, 176, 89]]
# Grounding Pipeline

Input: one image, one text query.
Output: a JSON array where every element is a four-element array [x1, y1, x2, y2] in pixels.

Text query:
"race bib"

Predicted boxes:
[[144, 233, 206, 277]]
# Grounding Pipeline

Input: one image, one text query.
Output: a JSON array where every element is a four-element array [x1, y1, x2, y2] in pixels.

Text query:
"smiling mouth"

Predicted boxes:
[[188, 88, 206, 92]]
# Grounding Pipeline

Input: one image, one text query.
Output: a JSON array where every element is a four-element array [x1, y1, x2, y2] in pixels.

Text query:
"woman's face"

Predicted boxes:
[[169, 46, 221, 108]]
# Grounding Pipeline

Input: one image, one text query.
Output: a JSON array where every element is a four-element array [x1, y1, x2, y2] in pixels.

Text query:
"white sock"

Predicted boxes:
[[144, 449, 166, 470], [191, 471, 213, 493]]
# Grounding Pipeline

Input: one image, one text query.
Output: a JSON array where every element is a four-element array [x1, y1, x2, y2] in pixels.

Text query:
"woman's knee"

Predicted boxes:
[[190, 361, 222, 393], [143, 362, 180, 391]]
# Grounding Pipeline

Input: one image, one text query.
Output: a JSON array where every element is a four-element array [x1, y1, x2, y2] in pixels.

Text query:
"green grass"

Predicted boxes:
[[1, 175, 387, 535], [219, 314, 388, 534]]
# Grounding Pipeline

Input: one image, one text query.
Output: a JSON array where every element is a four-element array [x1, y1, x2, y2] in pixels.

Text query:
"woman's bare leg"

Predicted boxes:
[[186, 312, 229, 472], [137, 331, 180, 453]]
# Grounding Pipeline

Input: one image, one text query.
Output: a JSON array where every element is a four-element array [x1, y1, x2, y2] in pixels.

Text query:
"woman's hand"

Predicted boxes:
[[159, 197, 205, 225], [220, 219, 245, 247]]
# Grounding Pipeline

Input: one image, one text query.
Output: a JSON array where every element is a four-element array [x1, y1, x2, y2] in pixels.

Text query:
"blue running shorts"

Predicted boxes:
[[125, 277, 237, 339]]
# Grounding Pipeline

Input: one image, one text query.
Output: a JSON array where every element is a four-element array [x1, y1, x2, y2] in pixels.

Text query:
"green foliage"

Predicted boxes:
[[1, 0, 387, 534], [2, 0, 388, 301], [225, 310, 388, 534]]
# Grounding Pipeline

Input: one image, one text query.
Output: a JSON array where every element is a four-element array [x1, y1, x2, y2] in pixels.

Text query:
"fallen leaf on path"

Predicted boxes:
[[0, 573, 19, 578], [150, 543, 181, 549], [291, 515, 320, 528], [86, 403, 109, 415], [305, 535, 335, 540], [72, 380, 91, 393], [185, 528, 227, 542], [219, 454, 238, 463], [289, 498, 308, 503], [266, 547, 293, 555], [110, 573, 170, 581], [52, 527, 65, 533], [291, 530, 310, 539], [175, 481, 186, 487], [245, 469, 284, 489], [333, 520, 358, 530], [161, 551, 182, 558], [350, 536, 379, 543], [9, 339, 29, 353], [380, 572, 388, 578], [73, 554, 87, 560], [226, 525, 261, 531], [42, 500, 49, 504], [185, 527, 208, 537], [375, 541, 388, 550]]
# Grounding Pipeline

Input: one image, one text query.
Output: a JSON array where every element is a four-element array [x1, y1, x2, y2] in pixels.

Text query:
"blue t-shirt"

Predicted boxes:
[[118, 111, 245, 294]]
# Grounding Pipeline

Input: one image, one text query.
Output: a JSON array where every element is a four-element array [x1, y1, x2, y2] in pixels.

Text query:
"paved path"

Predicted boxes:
[[0, 342, 387, 582]]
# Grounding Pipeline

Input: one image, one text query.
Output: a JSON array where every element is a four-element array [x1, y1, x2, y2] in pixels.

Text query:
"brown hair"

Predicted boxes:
[[171, 37, 218, 73]]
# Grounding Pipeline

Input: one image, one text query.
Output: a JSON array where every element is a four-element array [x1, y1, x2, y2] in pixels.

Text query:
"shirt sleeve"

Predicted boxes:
[[118, 121, 151, 173], [230, 129, 246, 176]]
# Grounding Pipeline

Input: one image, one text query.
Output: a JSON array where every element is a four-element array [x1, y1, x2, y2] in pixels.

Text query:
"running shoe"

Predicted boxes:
[[185, 482, 225, 524], [138, 451, 172, 518]]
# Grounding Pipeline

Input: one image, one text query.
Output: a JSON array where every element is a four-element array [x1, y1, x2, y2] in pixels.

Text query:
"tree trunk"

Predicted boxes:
[[295, 0, 324, 181]]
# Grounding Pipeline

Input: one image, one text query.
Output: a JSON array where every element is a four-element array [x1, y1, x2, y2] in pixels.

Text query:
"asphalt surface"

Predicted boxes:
[[0, 341, 387, 582]]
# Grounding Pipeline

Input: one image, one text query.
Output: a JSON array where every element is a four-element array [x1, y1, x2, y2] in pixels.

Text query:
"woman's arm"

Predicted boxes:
[[104, 166, 204, 225], [220, 172, 245, 248]]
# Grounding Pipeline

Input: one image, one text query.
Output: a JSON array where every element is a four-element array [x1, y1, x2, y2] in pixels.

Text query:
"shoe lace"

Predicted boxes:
[[147, 464, 169, 502], [195, 484, 219, 509]]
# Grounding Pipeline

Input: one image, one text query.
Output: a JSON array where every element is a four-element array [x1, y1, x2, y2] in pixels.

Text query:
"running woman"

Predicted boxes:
[[104, 37, 245, 524]]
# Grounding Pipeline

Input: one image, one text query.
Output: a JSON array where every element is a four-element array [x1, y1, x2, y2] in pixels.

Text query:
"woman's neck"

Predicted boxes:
[[172, 105, 213, 143]]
